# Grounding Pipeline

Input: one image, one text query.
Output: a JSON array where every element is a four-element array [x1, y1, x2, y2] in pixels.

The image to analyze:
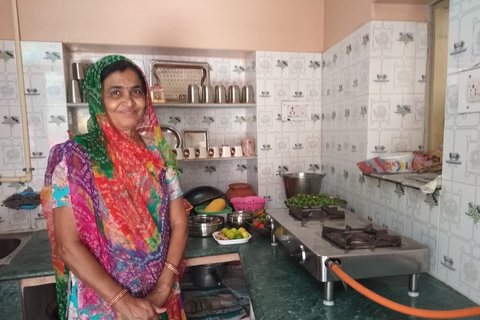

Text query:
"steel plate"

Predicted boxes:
[[161, 125, 182, 149]]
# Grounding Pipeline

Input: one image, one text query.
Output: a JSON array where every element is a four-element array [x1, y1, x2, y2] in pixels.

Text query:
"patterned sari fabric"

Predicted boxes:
[[41, 55, 186, 320]]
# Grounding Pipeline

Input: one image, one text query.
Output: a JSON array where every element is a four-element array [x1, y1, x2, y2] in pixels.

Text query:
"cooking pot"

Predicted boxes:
[[192, 263, 224, 287], [188, 214, 224, 237], [281, 172, 326, 199]]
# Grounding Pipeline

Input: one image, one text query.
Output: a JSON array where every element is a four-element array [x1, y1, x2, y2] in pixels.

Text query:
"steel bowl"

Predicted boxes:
[[188, 214, 225, 237], [226, 211, 253, 229]]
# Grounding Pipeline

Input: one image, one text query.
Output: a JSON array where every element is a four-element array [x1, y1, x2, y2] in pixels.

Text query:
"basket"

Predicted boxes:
[[230, 196, 267, 213]]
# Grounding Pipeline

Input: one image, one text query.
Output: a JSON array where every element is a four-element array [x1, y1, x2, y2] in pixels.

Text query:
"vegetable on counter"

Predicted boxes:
[[215, 227, 250, 240], [284, 193, 346, 208], [203, 198, 226, 212]]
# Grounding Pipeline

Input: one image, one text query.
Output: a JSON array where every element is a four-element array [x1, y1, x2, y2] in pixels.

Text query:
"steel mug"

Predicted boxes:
[[227, 85, 240, 103], [201, 84, 214, 103], [241, 85, 255, 103], [214, 85, 226, 103], [187, 84, 200, 103]]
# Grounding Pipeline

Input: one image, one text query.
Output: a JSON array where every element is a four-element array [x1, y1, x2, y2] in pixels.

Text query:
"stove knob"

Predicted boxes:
[[292, 244, 307, 264]]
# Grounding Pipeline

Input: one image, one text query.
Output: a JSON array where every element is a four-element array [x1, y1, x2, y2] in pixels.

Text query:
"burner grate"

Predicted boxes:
[[322, 224, 402, 249]]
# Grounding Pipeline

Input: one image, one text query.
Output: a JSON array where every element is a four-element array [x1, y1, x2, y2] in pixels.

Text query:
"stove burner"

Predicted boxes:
[[322, 224, 402, 249], [289, 206, 345, 221]]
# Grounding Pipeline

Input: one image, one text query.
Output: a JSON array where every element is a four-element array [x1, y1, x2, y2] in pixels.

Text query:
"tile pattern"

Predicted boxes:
[[437, 0, 480, 305], [0, 41, 68, 234], [255, 51, 323, 208]]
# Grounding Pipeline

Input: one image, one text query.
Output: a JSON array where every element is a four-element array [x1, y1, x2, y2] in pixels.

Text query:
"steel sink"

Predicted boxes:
[[0, 232, 34, 266]]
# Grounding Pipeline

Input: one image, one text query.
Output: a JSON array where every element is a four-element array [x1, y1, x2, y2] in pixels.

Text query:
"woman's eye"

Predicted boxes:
[[133, 89, 144, 95], [111, 90, 121, 96]]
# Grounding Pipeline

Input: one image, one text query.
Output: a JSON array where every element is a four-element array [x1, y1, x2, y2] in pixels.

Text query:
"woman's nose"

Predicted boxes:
[[123, 92, 135, 105]]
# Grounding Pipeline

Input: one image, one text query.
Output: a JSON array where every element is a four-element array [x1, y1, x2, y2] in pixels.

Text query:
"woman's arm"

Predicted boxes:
[[146, 196, 188, 306], [53, 206, 165, 319]]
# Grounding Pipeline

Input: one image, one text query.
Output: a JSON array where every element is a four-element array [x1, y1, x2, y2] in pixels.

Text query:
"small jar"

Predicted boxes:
[[225, 183, 255, 202]]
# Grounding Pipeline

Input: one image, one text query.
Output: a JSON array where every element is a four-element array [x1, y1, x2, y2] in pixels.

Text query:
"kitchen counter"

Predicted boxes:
[[1, 230, 479, 320]]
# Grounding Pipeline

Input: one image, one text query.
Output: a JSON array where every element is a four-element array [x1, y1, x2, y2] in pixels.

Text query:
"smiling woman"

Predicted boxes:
[[41, 55, 188, 320]]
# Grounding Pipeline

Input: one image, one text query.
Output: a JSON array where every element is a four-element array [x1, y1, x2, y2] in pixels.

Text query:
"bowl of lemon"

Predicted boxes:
[[213, 227, 251, 245]]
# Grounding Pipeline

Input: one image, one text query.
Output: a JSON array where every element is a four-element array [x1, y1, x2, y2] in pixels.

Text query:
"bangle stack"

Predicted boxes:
[[165, 261, 179, 276], [108, 288, 128, 309]]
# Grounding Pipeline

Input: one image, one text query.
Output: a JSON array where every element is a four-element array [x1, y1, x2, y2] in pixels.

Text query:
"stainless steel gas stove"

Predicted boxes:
[[266, 207, 430, 306]]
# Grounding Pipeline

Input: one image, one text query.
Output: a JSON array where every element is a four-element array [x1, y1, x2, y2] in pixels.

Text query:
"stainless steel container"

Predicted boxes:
[[226, 211, 253, 228], [187, 84, 200, 103], [201, 84, 214, 103], [188, 214, 224, 237], [214, 85, 226, 103], [281, 172, 326, 199], [71, 63, 85, 80], [241, 85, 255, 103], [67, 79, 82, 104], [227, 85, 240, 103]]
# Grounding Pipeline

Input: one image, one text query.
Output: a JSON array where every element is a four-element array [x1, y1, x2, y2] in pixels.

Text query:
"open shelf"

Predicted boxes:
[[67, 103, 256, 109]]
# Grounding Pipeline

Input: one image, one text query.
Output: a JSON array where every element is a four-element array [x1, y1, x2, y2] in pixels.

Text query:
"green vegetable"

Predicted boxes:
[[284, 193, 345, 208]]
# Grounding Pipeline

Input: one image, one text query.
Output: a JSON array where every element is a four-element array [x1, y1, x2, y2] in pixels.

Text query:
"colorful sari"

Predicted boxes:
[[41, 55, 186, 320]]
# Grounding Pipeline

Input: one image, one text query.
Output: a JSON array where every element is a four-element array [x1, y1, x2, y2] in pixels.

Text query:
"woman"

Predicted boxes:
[[41, 55, 188, 320]]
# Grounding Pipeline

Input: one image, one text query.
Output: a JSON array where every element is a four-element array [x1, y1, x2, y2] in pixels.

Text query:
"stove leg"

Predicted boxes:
[[323, 281, 334, 306], [408, 273, 420, 297]]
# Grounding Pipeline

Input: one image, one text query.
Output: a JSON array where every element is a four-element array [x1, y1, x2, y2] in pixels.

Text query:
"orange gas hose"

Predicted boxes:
[[328, 262, 480, 319]]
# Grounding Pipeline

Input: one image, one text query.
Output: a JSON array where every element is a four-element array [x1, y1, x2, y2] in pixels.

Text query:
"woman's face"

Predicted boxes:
[[101, 68, 146, 136]]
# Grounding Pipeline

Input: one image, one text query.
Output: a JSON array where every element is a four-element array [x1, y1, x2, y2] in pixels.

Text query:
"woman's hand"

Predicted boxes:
[[145, 282, 172, 308], [115, 293, 166, 320]]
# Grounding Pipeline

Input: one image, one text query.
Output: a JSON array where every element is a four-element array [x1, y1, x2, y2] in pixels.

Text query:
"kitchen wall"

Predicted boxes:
[[438, 0, 480, 306], [0, 0, 325, 53], [320, 9, 480, 304], [0, 41, 68, 233], [323, 0, 428, 50]]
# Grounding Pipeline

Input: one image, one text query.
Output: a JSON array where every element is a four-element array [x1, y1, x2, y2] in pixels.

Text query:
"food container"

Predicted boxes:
[[188, 215, 224, 237], [380, 152, 415, 173], [281, 172, 326, 199], [226, 211, 253, 229], [230, 196, 267, 212]]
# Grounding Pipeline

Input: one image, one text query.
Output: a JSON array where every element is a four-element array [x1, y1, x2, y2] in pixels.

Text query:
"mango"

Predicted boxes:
[[204, 198, 226, 213]]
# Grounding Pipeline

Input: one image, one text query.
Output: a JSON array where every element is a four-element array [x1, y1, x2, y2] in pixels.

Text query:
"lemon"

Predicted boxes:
[[234, 233, 244, 239], [241, 231, 249, 239], [221, 228, 229, 235], [238, 227, 246, 233], [227, 231, 236, 240], [230, 228, 237, 233]]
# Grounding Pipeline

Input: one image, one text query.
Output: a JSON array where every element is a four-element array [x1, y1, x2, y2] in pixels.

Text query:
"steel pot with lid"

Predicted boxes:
[[281, 172, 326, 199]]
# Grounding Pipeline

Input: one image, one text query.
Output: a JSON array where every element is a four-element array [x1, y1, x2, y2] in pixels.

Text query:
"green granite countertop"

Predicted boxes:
[[1, 230, 479, 320]]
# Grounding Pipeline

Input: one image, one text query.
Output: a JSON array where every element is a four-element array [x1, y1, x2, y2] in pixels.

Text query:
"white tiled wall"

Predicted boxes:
[[437, 0, 480, 305], [0, 41, 69, 233], [321, 14, 480, 305], [255, 51, 323, 208]]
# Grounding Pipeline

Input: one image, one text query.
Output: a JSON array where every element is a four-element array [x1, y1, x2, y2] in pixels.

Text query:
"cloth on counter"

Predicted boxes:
[[41, 55, 185, 320]]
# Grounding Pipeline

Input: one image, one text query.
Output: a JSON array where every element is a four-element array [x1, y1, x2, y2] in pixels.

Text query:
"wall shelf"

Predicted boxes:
[[67, 103, 256, 109], [178, 156, 257, 163]]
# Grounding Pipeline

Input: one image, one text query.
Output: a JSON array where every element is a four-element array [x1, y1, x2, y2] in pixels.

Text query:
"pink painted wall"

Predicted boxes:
[[1, 0, 428, 53], [323, 0, 428, 50], [0, 0, 324, 52]]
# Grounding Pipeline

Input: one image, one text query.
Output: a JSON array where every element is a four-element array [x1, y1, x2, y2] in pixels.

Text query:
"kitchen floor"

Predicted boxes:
[[180, 261, 252, 320]]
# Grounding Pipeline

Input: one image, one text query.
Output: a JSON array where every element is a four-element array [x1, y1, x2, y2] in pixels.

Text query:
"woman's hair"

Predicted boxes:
[[100, 60, 147, 94]]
